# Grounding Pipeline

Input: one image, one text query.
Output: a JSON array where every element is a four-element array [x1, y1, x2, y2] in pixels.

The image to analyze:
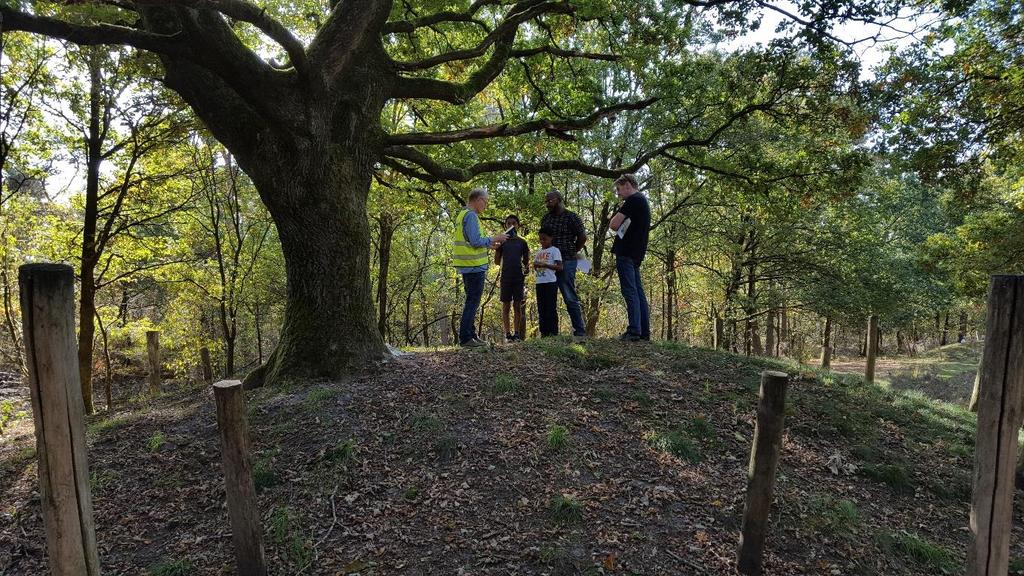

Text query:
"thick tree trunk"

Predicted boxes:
[[241, 161, 385, 388], [958, 310, 968, 343], [584, 200, 611, 336]]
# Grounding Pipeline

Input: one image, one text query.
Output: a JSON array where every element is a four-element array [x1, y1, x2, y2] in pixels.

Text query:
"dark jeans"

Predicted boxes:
[[459, 271, 485, 344], [555, 258, 586, 336], [616, 256, 649, 339], [536, 282, 560, 337]]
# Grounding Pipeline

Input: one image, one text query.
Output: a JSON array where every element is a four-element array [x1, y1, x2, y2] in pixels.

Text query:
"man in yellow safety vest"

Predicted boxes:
[[453, 188, 508, 347]]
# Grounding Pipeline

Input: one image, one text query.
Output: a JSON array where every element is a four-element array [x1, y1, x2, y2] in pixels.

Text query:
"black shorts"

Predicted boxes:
[[500, 278, 526, 303]]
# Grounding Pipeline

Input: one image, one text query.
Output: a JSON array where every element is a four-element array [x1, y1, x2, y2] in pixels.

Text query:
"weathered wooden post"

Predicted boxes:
[[737, 370, 789, 576], [714, 317, 724, 350], [146, 330, 160, 394], [865, 314, 878, 383], [19, 264, 101, 575], [967, 276, 1024, 576], [200, 346, 213, 385], [213, 380, 268, 576]]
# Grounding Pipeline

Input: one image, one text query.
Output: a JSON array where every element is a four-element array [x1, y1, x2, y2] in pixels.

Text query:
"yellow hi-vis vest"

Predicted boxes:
[[453, 209, 489, 268]]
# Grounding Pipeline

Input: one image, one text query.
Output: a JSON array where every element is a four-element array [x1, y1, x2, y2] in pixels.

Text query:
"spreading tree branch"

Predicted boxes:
[[385, 97, 657, 145]]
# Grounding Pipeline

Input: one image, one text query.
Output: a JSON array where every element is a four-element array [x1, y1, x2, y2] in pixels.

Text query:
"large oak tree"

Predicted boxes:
[[1, 0, 907, 387]]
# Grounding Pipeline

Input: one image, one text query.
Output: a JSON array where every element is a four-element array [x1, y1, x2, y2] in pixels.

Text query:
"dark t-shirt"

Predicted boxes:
[[496, 237, 529, 282], [540, 209, 585, 261], [612, 193, 651, 263]]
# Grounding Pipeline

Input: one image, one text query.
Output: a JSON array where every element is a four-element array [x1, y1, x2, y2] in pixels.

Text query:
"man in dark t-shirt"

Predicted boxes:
[[540, 191, 588, 340], [495, 215, 530, 341], [610, 174, 651, 341]]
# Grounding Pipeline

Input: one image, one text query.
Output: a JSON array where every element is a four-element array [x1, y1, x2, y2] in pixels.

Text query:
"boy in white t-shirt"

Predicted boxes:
[[533, 227, 563, 337]]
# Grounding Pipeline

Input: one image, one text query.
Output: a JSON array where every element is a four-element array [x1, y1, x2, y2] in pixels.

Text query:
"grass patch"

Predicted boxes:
[[411, 412, 445, 432], [878, 531, 958, 574], [649, 426, 702, 463], [861, 463, 914, 494], [269, 507, 313, 569], [403, 486, 420, 501], [628, 391, 654, 409], [492, 373, 521, 395], [549, 494, 583, 526], [305, 385, 339, 411], [253, 454, 280, 491], [806, 495, 860, 536], [88, 414, 133, 436], [326, 439, 357, 468], [147, 431, 167, 453], [546, 424, 569, 450], [0, 400, 28, 434], [147, 558, 193, 576], [592, 387, 616, 402]]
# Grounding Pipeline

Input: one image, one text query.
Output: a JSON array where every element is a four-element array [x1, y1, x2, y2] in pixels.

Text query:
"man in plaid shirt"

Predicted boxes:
[[540, 191, 588, 340]]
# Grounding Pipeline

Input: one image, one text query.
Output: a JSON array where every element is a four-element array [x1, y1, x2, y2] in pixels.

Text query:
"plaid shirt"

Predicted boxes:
[[540, 209, 585, 261]]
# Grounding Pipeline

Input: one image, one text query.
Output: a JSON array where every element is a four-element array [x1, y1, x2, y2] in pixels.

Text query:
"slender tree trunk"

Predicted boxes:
[[958, 310, 967, 343], [941, 311, 949, 346], [896, 330, 906, 355], [665, 249, 676, 341], [584, 200, 611, 336], [254, 300, 263, 365], [765, 309, 776, 358], [820, 316, 832, 369], [77, 49, 103, 415], [376, 213, 395, 341]]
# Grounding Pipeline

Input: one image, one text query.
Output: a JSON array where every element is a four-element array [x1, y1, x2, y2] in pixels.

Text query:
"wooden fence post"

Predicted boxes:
[[146, 330, 160, 394], [967, 276, 1024, 576], [19, 263, 101, 575], [865, 314, 878, 383], [213, 380, 268, 576], [200, 346, 213, 385], [737, 370, 789, 576]]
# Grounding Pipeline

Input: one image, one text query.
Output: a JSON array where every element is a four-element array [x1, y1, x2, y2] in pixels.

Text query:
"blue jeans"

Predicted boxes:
[[555, 259, 587, 336], [616, 256, 649, 339], [459, 271, 485, 344]]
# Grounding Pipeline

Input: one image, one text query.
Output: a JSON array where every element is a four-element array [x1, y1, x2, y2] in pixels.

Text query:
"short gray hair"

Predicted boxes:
[[468, 187, 488, 201]]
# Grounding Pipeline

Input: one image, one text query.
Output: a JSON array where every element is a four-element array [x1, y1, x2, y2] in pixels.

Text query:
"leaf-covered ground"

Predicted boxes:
[[1, 340, 1021, 575]]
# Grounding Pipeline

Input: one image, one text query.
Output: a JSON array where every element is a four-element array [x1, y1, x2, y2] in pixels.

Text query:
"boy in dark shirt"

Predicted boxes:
[[495, 215, 530, 341]]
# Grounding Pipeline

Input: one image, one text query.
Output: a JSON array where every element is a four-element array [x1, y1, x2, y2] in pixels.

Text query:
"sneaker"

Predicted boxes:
[[461, 339, 486, 348], [505, 333, 515, 343], [472, 337, 489, 346], [572, 334, 588, 343], [619, 332, 641, 342]]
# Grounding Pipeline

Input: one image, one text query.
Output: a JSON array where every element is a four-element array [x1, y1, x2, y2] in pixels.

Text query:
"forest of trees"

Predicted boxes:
[[0, 0, 1021, 412]]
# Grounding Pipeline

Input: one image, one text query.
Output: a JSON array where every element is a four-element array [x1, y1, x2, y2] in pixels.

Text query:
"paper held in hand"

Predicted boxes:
[[616, 218, 631, 239], [577, 259, 592, 274]]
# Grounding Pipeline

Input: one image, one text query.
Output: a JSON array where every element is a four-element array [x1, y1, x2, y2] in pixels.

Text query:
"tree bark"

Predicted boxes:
[[765, 309, 776, 358], [820, 316, 832, 369], [959, 310, 968, 343], [376, 213, 395, 341], [241, 169, 385, 387], [665, 249, 676, 341], [76, 48, 103, 416], [941, 311, 950, 346]]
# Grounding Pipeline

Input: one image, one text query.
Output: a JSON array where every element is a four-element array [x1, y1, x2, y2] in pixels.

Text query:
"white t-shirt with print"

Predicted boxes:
[[534, 246, 561, 284]]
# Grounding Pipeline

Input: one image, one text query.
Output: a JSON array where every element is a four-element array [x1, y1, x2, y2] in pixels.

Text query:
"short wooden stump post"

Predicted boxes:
[[737, 370, 789, 576], [19, 263, 101, 575], [213, 380, 267, 576], [968, 275, 1024, 576], [146, 330, 161, 394]]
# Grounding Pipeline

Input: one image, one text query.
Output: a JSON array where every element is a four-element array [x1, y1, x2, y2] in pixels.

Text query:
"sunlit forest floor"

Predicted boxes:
[[1, 340, 1019, 575], [828, 341, 983, 404]]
